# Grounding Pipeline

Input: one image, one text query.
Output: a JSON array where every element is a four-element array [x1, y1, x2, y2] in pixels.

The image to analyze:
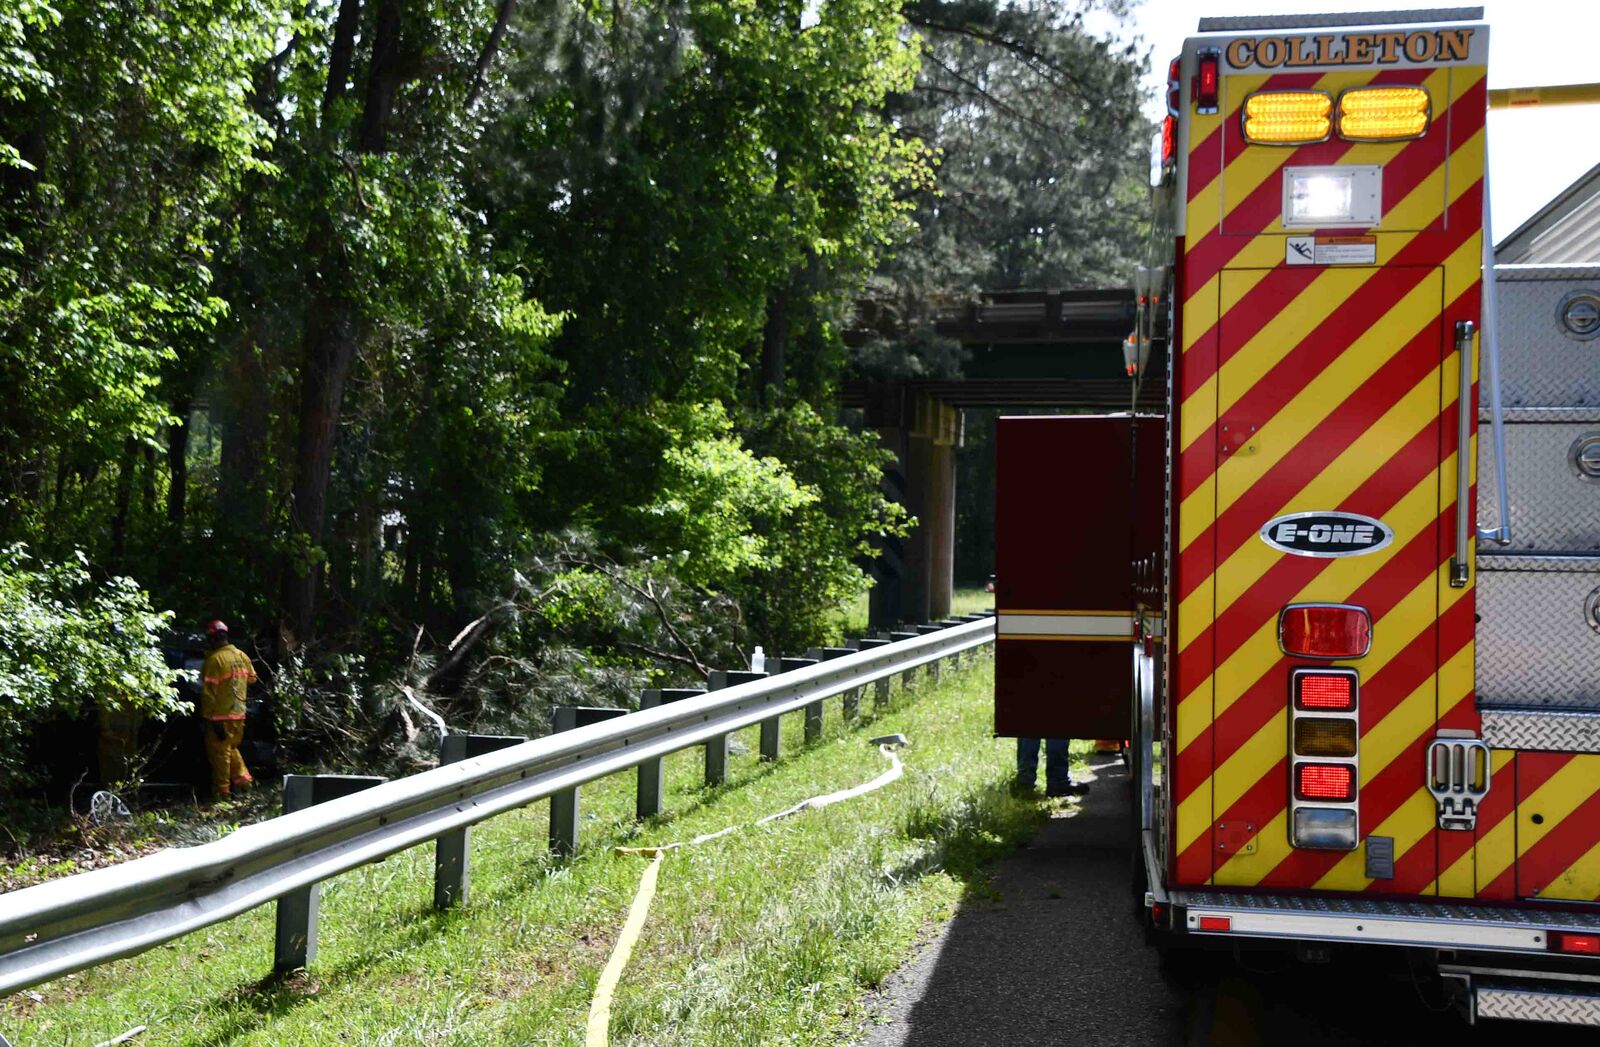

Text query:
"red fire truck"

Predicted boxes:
[[995, 7, 1600, 1026]]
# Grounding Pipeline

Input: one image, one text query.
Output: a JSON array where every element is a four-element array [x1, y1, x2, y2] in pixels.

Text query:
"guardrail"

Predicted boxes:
[[0, 615, 995, 998]]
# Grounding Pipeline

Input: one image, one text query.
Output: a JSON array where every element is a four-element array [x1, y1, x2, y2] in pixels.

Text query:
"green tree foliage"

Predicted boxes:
[[859, 0, 1151, 377], [0, 0, 1138, 789], [0, 0, 286, 524], [0, 545, 180, 788]]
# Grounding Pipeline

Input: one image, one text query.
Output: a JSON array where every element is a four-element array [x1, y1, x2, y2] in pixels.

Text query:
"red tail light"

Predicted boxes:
[[1550, 932, 1600, 956], [1293, 668, 1358, 712], [1280, 604, 1372, 659], [1196, 51, 1220, 114], [1296, 764, 1356, 802], [1198, 915, 1232, 932]]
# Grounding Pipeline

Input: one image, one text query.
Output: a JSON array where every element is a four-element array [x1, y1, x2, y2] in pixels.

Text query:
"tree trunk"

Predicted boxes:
[[465, 0, 517, 110], [166, 399, 191, 526], [140, 445, 157, 518], [759, 284, 788, 407], [110, 437, 138, 566], [322, 0, 362, 120], [285, 0, 408, 644], [356, 0, 406, 153], [218, 339, 270, 527]]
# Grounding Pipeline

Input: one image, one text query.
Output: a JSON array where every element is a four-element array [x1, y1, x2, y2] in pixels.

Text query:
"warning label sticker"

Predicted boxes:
[[1286, 235, 1378, 266]]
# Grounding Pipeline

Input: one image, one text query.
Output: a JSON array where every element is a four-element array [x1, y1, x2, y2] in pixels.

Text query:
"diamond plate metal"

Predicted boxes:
[[1477, 556, 1600, 708], [1477, 553, 1600, 573], [1481, 707, 1600, 752], [1488, 407, 1600, 424], [1477, 984, 1600, 1026], [1493, 265, 1600, 408], [1172, 889, 1600, 929], [1479, 421, 1600, 552]]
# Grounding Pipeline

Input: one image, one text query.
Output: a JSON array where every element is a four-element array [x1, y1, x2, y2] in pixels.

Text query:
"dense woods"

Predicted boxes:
[[0, 0, 1149, 790]]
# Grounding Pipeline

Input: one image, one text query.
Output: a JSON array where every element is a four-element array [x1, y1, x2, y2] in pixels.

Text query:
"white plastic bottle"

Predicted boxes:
[[751, 645, 766, 673]]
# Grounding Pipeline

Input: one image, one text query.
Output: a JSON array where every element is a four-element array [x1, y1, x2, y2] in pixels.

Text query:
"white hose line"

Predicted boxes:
[[585, 741, 908, 1047]]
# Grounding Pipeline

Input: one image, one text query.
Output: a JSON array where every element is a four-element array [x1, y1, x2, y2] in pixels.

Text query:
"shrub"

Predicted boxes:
[[0, 545, 182, 789]]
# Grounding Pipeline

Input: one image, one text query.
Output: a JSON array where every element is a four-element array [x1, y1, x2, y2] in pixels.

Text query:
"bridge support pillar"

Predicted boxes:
[[867, 389, 959, 628]]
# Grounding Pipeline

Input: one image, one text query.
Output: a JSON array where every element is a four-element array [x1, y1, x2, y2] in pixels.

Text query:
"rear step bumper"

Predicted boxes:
[[1441, 967, 1600, 1026], [1168, 888, 1600, 955]]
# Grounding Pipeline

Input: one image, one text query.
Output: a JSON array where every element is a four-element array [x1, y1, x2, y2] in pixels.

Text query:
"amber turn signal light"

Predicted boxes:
[[1295, 717, 1358, 757]]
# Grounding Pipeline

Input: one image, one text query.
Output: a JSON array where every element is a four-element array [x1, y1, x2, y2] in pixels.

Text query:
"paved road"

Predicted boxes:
[[859, 755, 1596, 1046]]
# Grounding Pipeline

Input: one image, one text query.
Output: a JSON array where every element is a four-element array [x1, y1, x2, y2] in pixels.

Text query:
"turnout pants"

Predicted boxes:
[[203, 719, 253, 797]]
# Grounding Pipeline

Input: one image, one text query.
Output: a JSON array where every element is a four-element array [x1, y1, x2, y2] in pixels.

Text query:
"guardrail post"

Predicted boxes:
[[936, 620, 964, 667], [888, 630, 918, 693], [757, 659, 784, 761], [852, 638, 891, 710], [802, 648, 852, 739], [274, 773, 384, 973], [917, 624, 945, 684], [637, 688, 704, 818], [706, 670, 766, 784], [549, 706, 629, 857], [434, 733, 526, 909], [775, 657, 820, 741]]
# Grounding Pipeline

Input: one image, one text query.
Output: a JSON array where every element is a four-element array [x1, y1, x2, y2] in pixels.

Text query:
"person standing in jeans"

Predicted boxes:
[[1015, 738, 1088, 797]]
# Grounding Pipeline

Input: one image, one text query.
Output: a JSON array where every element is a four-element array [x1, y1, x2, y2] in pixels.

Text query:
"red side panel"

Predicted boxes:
[[994, 416, 1136, 739]]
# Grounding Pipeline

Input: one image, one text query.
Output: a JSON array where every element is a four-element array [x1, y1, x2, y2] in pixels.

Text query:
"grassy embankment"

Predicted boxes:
[[4, 626, 1059, 1046], [836, 585, 993, 637]]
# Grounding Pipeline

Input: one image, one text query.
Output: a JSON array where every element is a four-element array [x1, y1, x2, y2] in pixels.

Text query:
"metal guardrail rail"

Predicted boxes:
[[0, 616, 995, 998]]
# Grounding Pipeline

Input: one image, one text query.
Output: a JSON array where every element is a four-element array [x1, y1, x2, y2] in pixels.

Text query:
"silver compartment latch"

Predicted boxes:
[[1428, 732, 1491, 831]]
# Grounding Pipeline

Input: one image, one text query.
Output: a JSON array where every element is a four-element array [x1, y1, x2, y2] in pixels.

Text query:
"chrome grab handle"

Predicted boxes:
[[1450, 319, 1476, 589], [1477, 198, 1513, 548]]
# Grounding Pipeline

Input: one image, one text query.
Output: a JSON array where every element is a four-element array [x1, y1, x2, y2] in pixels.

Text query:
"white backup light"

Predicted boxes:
[[1282, 165, 1382, 228]]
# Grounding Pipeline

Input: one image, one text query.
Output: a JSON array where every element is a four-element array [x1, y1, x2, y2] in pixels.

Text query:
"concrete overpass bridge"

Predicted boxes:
[[843, 288, 1162, 628]]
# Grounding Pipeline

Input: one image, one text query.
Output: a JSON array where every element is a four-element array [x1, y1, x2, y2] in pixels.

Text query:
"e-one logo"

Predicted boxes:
[[1260, 511, 1394, 559]]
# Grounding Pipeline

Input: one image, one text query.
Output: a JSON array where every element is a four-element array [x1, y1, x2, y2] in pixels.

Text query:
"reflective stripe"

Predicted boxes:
[[202, 670, 254, 685], [996, 613, 1134, 638]]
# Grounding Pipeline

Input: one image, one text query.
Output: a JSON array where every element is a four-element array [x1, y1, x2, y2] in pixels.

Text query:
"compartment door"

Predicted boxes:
[[1517, 753, 1600, 903], [1209, 266, 1446, 890]]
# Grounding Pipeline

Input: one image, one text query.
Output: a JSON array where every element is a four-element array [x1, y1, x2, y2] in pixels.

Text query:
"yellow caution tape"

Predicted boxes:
[[584, 741, 908, 1047]]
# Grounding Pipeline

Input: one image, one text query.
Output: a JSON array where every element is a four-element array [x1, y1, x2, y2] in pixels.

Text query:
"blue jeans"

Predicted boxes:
[[1016, 738, 1071, 791]]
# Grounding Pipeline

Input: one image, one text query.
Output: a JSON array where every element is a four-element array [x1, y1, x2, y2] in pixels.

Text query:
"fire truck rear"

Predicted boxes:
[[995, 7, 1600, 1026]]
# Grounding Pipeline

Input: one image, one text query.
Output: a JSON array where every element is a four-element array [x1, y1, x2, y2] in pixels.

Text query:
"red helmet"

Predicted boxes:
[[206, 619, 229, 637]]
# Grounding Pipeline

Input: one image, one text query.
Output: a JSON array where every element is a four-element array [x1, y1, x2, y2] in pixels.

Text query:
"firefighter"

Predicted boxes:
[[200, 620, 256, 799]]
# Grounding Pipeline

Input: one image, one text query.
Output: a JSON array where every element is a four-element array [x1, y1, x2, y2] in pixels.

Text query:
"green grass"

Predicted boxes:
[[835, 585, 992, 638], [2, 650, 1053, 1046], [950, 587, 994, 617]]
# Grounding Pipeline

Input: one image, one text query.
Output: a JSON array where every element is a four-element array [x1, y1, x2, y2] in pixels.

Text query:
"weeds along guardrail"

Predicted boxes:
[[0, 614, 995, 997]]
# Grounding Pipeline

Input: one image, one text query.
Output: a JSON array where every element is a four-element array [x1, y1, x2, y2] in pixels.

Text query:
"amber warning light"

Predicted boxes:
[[1338, 86, 1430, 141], [1243, 90, 1332, 145]]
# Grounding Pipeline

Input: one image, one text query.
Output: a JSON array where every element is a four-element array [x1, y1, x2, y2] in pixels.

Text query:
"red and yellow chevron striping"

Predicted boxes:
[[1169, 62, 1486, 890]]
